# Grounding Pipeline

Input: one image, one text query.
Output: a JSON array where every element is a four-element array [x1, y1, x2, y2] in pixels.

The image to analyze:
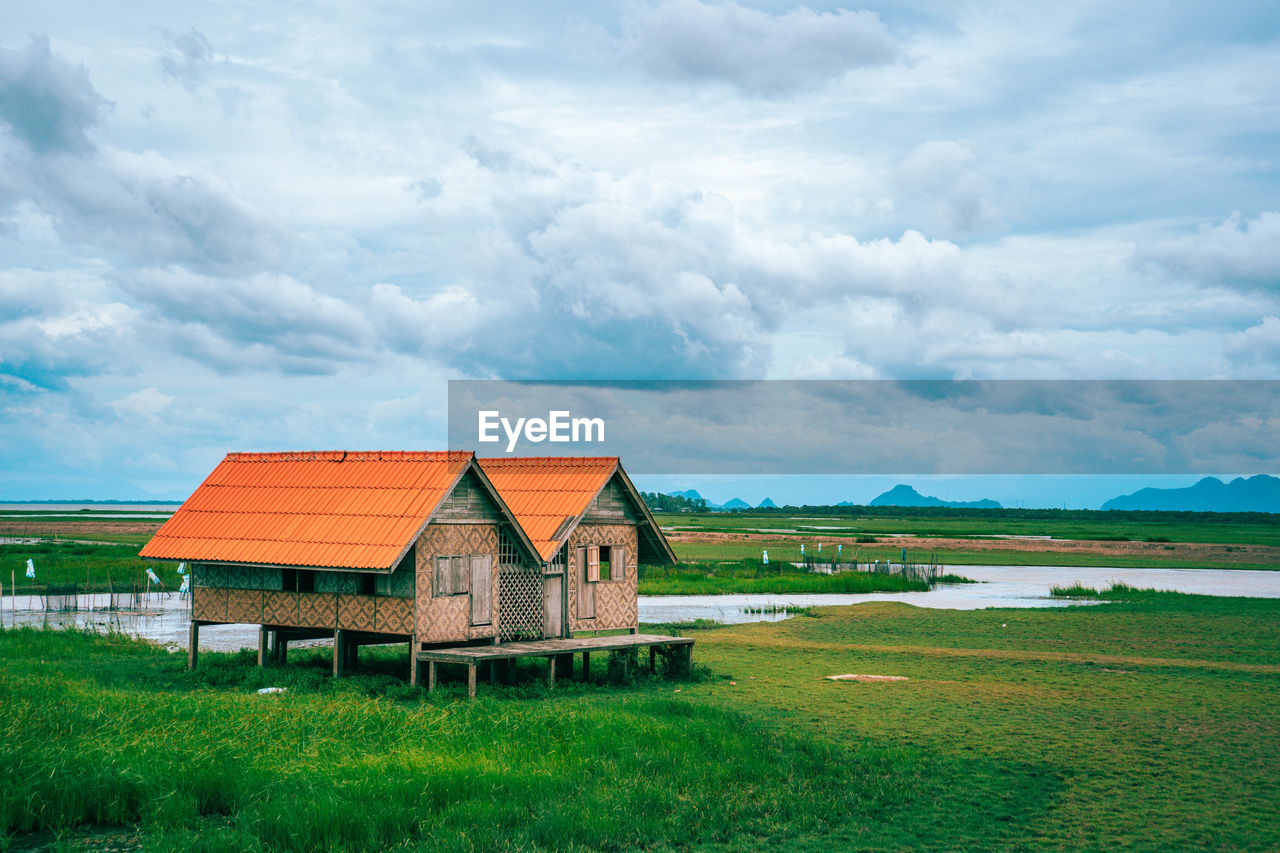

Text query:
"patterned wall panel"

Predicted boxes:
[[337, 594, 377, 632], [261, 590, 297, 626], [226, 588, 265, 624], [414, 523, 499, 643], [566, 524, 639, 633], [299, 592, 337, 627], [192, 587, 227, 622], [316, 572, 357, 594], [375, 597, 413, 634]]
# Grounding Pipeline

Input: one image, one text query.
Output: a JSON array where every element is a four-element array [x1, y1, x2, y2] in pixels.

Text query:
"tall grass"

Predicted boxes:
[[0, 627, 917, 851]]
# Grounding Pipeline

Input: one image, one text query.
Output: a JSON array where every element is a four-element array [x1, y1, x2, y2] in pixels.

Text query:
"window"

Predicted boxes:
[[434, 555, 472, 597], [281, 568, 315, 592], [583, 545, 625, 582], [359, 573, 377, 596], [498, 527, 521, 567]]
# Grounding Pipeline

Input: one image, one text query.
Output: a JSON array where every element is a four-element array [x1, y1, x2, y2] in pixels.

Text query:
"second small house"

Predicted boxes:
[[139, 451, 676, 678]]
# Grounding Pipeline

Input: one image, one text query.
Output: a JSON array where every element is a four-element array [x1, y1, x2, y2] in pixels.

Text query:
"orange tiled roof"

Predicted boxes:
[[139, 451, 473, 570], [477, 457, 619, 561]]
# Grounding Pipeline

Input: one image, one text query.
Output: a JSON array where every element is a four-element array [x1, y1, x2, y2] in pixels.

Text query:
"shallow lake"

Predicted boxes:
[[4, 564, 1279, 650]]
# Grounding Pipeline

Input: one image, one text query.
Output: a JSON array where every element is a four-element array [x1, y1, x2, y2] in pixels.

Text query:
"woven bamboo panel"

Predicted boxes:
[[192, 587, 228, 622], [337, 594, 377, 631], [567, 524, 639, 633], [226, 588, 264, 624], [262, 590, 298, 626], [375, 597, 413, 634], [414, 523, 499, 642], [299, 592, 336, 627]]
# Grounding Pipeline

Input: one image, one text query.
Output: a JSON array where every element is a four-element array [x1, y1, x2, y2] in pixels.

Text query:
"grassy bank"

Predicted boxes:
[[638, 559, 928, 595], [667, 537, 1280, 570], [0, 542, 159, 595], [4, 590, 1278, 850]]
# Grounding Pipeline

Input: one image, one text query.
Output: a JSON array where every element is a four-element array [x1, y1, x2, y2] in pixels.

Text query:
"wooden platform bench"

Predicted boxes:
[[414, 633, 694, 698]]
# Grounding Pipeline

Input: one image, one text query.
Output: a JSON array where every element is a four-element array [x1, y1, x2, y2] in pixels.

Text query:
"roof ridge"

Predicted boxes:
[[224, 450, 474, 463]]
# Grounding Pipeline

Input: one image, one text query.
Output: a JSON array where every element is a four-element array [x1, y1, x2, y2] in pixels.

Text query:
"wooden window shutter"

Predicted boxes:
[[612, 545, 625, 582], [452, 555, 470, 594], [470, 554, 493, 625], [586, 545, 600, 582], [434, 556, 452, 596]]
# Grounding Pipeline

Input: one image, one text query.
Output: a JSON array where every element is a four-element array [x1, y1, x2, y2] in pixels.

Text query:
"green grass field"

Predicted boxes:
[[638, 559, 929, 595], [655, 509, 1280, 547], [0, 542, 162, 596], [2, 590, 1276, 851]]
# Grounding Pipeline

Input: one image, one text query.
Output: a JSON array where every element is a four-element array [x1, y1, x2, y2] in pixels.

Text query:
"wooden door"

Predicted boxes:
[[576, 546, 595, 619], [543, 574, 563, 638], [470, 554, 492, 625]]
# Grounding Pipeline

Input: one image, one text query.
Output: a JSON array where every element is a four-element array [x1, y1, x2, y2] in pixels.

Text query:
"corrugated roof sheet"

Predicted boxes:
[[477, 457, 619, 560], [139, 451, 473, 570]]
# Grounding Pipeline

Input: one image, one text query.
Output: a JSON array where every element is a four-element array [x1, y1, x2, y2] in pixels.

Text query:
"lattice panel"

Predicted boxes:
[[499, 564, 545, 642]]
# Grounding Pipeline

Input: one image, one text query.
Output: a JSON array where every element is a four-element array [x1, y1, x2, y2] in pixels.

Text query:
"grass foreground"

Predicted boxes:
[[2, 591, 1279, 851]]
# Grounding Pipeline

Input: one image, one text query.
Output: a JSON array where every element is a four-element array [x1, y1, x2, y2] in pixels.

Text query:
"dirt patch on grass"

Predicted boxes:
[[826, 673, 909, 682], [0, 520, 163, 538]]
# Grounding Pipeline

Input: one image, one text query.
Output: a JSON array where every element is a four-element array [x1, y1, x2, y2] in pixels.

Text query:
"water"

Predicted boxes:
[[4, 565, 1279, 647], [638, 564, 1280, 624]]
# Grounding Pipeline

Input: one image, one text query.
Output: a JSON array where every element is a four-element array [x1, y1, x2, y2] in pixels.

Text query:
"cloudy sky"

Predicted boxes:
[[2, 1, 1278, 500]]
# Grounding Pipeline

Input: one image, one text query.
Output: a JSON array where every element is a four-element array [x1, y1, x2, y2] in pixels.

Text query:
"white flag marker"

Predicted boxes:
[[25, 559, 34, 578]]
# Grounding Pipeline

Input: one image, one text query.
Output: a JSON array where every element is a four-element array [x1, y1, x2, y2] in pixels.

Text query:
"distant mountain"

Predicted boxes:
[[836, 500, 855, 507], [721, 498, 751, 509], [1102, 475, 1280, 512], [757, 497, 777, 508], [669, 489, 706, 502], [869, 484, 1002, 509]]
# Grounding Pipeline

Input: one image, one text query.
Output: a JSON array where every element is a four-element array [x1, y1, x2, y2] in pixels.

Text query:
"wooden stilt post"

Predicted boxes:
[[333, 629, 346, 677], [409, 632, 419, 686], [188, 621, 200, 670], [547, 655, 556, 689], [428, 660, 437, 693], [684, 643, 693, 676], [258, 626, 269, 666], [467, 662, 477, 699], [278, 638, 288, 665]]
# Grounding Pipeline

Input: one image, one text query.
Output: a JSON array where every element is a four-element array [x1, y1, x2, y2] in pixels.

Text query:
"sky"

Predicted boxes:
[[2, 1, 1279, 503]]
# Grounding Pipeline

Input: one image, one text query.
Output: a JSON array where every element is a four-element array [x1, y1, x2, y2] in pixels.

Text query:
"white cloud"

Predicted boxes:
[[1134, 212, 1280, 291], [625, 0, 898, 95], [111, 386, 173, 420]]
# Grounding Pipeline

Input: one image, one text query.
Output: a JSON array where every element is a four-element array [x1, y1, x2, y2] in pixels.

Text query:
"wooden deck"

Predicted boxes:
[[414, 633, 694, 697]]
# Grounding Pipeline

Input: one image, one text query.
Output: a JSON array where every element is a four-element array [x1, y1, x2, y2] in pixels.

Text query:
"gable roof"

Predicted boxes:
[[139, 451, 474, 571], [477, 456, 677, 565]]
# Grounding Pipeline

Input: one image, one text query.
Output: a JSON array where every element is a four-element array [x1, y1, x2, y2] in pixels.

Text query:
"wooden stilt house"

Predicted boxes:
[[139, 451, 675, 677]]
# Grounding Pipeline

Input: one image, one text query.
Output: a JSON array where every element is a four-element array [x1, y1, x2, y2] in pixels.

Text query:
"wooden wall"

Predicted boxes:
[[566, 522, 639, 634]]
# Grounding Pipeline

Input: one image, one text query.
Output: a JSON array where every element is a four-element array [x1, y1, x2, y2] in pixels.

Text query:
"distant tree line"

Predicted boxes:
[[642, 491, 708, 512], [719, 504, 1277, 523]]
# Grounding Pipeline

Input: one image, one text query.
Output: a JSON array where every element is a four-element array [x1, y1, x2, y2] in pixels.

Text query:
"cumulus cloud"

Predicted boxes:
[[1133, 212, 1280, 290], [159, 29, 213, 90], [111, 387, 173, 421], [896, 141, 1003, 237], [0, 37, 288, 273], [0, 35, 108, 153], [625, 0, 898, 95]]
